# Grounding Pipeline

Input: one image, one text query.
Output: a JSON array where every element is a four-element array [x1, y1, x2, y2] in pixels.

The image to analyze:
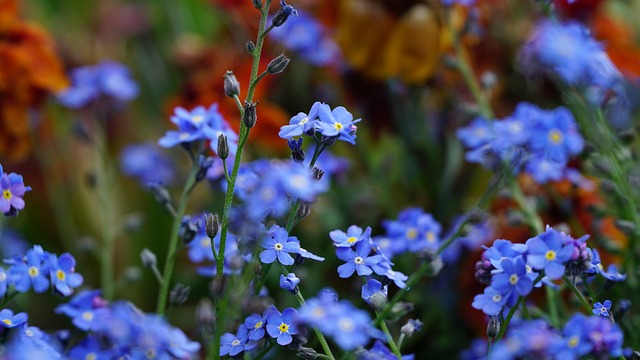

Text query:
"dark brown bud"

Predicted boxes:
[[223, 70, 240, 98]]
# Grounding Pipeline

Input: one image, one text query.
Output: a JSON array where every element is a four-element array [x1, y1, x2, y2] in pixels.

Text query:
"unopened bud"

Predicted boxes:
[[124, 267, 142, 282], [246, 41, 255, 54], [267, 54, 290, 74], [487, 316, 501, 339], [251, 0, 262, 9], [297, 347, 317, 359], [179, 216, 200, 244], [389, 302, 414, 320], [196, 155, 215, 182], [205, 213, 219, 239], [196, 298, 215, 326], [243, 101, 257, 128], [145, 182, 172, 205], [217, 134, 229, 160], [369, 292, 387, 310], [169, 283, 190, 307], [272, 1, 297, 27], [401, 319, 423, 337], [296, 202, 311, 220], [223, 70, 240, 98], [140, 248, 157, 268], [311, 167, 325, 181]]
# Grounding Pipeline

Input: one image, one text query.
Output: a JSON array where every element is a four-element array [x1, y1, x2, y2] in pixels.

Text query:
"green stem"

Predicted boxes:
[[508, 178, 544, 234], [377, 310, 402, 360], [294, 292, 336, 360], [155, 157, 200, 315], [545, 285, 559, 328], [212, 2, 273, 358], [562, 275, 592, 313], [253, 341, 275, 360]]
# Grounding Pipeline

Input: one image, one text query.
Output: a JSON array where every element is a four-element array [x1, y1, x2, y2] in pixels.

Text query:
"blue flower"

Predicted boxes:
[[8, 245, 50, 293], [315, 103, 361, 144], [120, 144, 175, 185], [361, 279, 387, 306], [471, 285, 508, 316], [57, 61, 138, 108], [0, 268, 7, 298], [525, 226, 574, 280], [266, 307, 298, 346], [585, 315, 624, 357], [167, 328, 202, 359], [330, 225, 371, 247], [456, 117, 494, 152], [278, 102, 321, 138], [593, 300, 612, 317], [482, 239, 527, 271], [336, 240, 383, 278], [55, 290, 109, 331], [0, 165, 31, 217], [280, 273, 300, 292], [49, 253, 83, 296], [220, 324, 256, 356], [244, 313, 267, 341], [557, 314, 593, 359], [69, 335, 115, 360], [360, 340, 415, 360], [260, 225, 301, 265], [492, 258, 533, 298], [528, 106, 583, 163], [0, 308, 28, 328]]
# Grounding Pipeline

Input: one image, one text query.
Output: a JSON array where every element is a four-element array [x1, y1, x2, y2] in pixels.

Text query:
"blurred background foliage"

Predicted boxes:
[[1, 0, 640, 357]]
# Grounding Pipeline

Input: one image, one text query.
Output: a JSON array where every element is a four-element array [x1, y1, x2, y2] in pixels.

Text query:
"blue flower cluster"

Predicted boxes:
[[0, 308, 63, 358], [216, 159, 328, 221], [457, 102, 584, 183], [57, 60, 139, 108], [120, 143, 175, 186], [4, 245, 83, 296], [220, 306, 299, 355], [159, 103, 238, 156], [489, 314, 623, 359], [330, 225, 408, 288], [269, 10, 341, 66], [376, 208, 443, 258], [56, 290, 201, 359], [299, 288, 384, 351], [472, 226, 625, 317], [279, 102, 361, 145], [0, 164, 31, 217]]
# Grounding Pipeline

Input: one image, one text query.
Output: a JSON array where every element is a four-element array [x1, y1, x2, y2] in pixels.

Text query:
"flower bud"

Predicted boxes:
[[145, 181, 172, 205], [487, 316, 501, 339], [140, 248, 157, 268], [243, 101, 258, 128], [280, 273, 300, 294], [296, 202, 311, 220], [196, 155, 215, 182], [196, 298, 215, 327], [401, 319, 423, 337], [251, 0, 262, 9], [169, 283, 190, 307], [223, 70, 240, 98], [288, 138, 304, 163], [246, 41, 255, 54], [217, 134, 229, 160], [272, 1, 297, 27], [179, 216, 200, 244], [205, 213, 219, 239], [267, 54, 290, 74], [311, 167, 325, 181]]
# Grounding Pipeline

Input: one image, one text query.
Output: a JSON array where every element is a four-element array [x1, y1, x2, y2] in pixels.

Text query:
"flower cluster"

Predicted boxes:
[[489, 314, 623, 359], [220, 306, 299, 355], [376, 207, 443, 258], [269, 9, 341, 66], [120, 143, 175, 186], [279, 102, 361, 145], [159, 103, 238, 156], [4, 245, 83, 296], [57, 290, 201, 359], [0, 308, 63, 358], [457, 102, 584, 183], [330, 225, 408, 288], [472, 226, 624, 317], [214, 159, 328, 221], [0, 163, 31, 217], [57, 60, 139, 108], [298, 288, 384, 351]]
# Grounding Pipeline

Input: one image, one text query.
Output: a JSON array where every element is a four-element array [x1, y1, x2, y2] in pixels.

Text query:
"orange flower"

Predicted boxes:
[[0, 0, 67, 161]]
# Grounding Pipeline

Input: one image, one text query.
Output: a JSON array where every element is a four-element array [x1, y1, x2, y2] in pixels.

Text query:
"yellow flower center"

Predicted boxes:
[[85, 354, 97, 360], [231, 339, 241, 346], [56, 270, 66, 281], [338, 318, 355, 332], [178, 132, 190, 140], [509, 274, 519, 285], [24, 329, 33, 336], [2, 190, 11, 200], [299, 117, 308, 125], [406, 228, 417, 240], [545, 250, 556, 261], [426, 231, 436, 243], [2, 319, 11, 326], [192, 115, 204, 124], [274, 243, 284, 251], [312, 307, 325, 318], [347, 236, 357, 244], [145, 348, 156, 359], [28, 267, 39, 277], [354, 256, 364, 264], [82, 311, 94, 321], [492, 294, 502, 302], [279, 323, 289, 333], [201, 237, 210, 248], [568, 336, 579, 348], [548, 129, 563, 144], [254, 321, 263, 329], [334, 123, 344, 131]]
